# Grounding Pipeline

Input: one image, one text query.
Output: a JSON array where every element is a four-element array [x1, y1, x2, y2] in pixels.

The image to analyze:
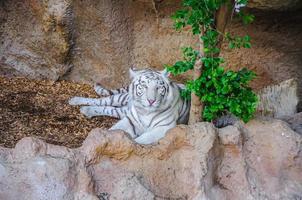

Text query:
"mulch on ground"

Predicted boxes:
[[0, 76, 117, 148]]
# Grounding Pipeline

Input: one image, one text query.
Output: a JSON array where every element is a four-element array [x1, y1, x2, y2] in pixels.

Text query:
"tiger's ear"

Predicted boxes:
[[161, 68, 171, 78], [129, 67, 137, 79]]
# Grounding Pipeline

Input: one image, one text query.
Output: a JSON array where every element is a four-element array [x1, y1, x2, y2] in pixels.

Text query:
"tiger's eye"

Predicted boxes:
[[136, 84, 144, 96], [158, 86, 165, 95]]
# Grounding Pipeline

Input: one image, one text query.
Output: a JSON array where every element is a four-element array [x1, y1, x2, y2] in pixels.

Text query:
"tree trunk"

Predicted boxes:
[[188, 36, 204, 124], [215, 0, 235, 55], [188, 1, 234, 124]]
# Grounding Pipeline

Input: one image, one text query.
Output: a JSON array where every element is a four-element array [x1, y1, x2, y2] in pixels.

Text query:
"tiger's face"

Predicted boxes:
[[130, 69, 170, 112]]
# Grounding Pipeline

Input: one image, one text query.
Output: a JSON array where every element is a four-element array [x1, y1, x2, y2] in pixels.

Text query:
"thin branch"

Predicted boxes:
[[188, 32, 204, 124]]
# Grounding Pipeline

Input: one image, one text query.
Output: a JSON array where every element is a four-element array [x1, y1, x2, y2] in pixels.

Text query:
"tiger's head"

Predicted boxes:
[[129, 68, 173, 112]]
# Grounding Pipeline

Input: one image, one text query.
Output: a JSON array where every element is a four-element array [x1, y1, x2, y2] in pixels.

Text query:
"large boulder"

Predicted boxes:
[[83, 123, 218, 199], [0, 0, 74, 80], [0, 137, 97, 200], [0, 118, 301, 199], [257, 79, 299, 118], [215, 119, 302, 199]]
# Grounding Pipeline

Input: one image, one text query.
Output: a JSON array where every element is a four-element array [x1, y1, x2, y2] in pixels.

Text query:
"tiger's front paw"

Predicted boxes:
[[80, 106, 94, 118], [135, 134, 157, 145], [134, 136, 150, 145], [135, 130, 167, 145], [69, 97, 83, 105]]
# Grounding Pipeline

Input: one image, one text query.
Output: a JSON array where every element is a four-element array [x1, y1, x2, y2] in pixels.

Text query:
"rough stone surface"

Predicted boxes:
[[1, 1, 301, 100], [242, 119, 302, 199], [218, 125, 241, 145], [248, 0, 302, 10], [216, 124, 253, 200], [81, 123, 219, 199], [214, 119, 302, 200], [0, 118, 301, 200], [0, 0, 74, 80], [67, 0, 133, 88], [283, 112, 302, 135], [0, 137, 97, 200], [257, 79, 299, 118]]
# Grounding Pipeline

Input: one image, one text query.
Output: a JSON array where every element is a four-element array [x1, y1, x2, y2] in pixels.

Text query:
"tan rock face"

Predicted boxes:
[[0, 0, 73, 80], [0, 118, 301, 200], [216, 119, 302, 200], [243, 120, 302, 199], [257, 79, 299, 118], [87, 123, 218, 199], [1, 1, 301, 108], [248, 0, 302, 10]]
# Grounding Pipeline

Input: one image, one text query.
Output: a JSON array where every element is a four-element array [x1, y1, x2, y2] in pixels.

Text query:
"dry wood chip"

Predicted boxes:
[[0, 76, 117, 148]]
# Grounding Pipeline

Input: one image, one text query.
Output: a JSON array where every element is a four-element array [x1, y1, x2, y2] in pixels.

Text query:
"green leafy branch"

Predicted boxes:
[[166, 0, 258, 123]]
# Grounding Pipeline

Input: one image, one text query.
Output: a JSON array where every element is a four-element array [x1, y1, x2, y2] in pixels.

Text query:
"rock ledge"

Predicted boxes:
[[0, 119, 301, 200]]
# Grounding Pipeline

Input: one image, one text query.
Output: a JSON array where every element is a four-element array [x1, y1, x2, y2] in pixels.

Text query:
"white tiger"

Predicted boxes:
[[69, 68, 190, 144]]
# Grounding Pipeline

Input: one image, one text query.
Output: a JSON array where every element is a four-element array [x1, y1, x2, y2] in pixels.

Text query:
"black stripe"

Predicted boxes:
[[121, 94, 127, 105], [162, 92, 168, 105], [153, 117, 175, 128], [166, 84, 169, 94], [126, 116, 137, 137], [117, 94, 122, 104], [130, 110, 140, 125], [180, 101, 185, 116], [148, 105, 171, 127], [182, 101, 189, 115], [124, 86, 129, 92], [153, 115, 175, 127], [116, 108, 121, 118]]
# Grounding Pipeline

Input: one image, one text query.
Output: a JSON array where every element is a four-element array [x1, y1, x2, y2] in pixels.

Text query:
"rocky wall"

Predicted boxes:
[[0, 0, 301, 106], [0, 0, 74, 80], [0, 118, 301, 199]]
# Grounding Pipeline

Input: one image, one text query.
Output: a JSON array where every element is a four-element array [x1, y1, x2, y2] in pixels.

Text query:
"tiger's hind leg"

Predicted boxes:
[[69, 93, 129, 106], [80, 106, 128, 119], [94, 83, 129, 96]]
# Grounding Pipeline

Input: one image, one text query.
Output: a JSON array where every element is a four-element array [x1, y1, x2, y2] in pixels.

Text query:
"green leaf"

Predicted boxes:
[[242, 14, 255, 25], [217, 67, 224, 75], [229, 42, 235, 49], [164, 0, 258, 123]]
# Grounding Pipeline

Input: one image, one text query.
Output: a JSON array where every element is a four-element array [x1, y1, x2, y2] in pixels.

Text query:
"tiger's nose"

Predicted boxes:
[[148, 99, 156, 105]]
